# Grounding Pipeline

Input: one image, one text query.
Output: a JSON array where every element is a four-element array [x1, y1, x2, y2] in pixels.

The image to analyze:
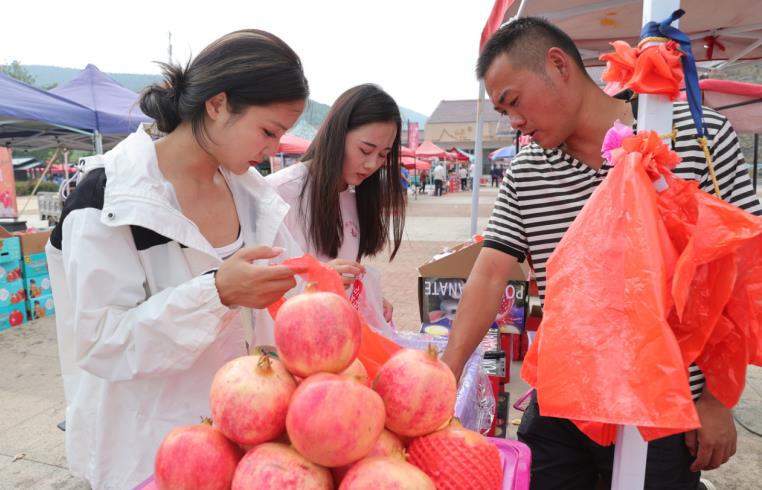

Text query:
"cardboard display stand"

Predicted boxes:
[[417, 240, 529, 335]]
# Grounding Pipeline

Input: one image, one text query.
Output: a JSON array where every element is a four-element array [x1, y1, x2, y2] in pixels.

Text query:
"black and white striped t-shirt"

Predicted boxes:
[[484, 103, 762, 399]]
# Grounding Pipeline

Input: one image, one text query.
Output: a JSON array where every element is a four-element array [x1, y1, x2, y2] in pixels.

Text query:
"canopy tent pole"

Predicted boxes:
[[611, 1, 681, 489], [63, 148, 70, 184], [472, 0, 527, 236], [470, 80, 486, 236], [94, 130, 104, 155]]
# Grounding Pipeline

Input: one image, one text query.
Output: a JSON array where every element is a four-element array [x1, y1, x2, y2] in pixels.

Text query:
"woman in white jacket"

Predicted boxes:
[[47, 29, 308, 489], [266, 84, 406, 342]]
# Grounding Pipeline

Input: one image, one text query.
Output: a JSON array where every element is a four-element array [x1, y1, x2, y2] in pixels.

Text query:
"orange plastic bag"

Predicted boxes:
[[600, 41, 683, 100], [268, 255, 401, 379], [523, 131, 762, 445], [521, 146, 699, 445], [658, 176, 762, 407]]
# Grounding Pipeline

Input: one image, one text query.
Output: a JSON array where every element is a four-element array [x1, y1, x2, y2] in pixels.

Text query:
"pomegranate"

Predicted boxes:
[[287, 373, 385, 467], [332, 428, 405, 484], [274, 288, 361, 377], [232, 443, 332, 490], [339, 358, 369, 385], [210, 354, 296, 446], [408, 419, 503, 490], [372, 345, 457, 437], [154, 419, 241, 490], [339, 456, 435, 490]]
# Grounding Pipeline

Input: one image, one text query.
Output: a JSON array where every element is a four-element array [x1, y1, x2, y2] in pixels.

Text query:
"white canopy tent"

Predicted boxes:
[[471, 0, 762, 235]]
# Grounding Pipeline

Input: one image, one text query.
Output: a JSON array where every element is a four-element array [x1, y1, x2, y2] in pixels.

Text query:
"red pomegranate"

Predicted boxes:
[[332, 428, 405, 484], [154, 419, 241, 490], [408, 419, 503, 490], [372, 345, 457, 437], [287, 373, 385, 467], [274, 288, 361, 377], [339, 456, 435, 490], [210, 354, 296, 446], [232, 443, 333, 490]]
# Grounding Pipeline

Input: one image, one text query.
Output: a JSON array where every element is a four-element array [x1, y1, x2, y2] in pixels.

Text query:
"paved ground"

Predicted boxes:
[[1, 187, 761, 489]]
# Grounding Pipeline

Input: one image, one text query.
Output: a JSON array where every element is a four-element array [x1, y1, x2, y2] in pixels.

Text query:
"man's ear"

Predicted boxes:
[[547, 47, 572, 81], [205, 92, 229, 121]]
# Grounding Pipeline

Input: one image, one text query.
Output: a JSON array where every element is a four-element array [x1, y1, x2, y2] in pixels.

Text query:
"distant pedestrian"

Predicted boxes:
[[433, 164, 445, 196], [491, 165, 500, 187]]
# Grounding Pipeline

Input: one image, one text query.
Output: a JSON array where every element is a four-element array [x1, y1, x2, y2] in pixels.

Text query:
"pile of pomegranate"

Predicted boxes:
[[154, 288, 503, 489]]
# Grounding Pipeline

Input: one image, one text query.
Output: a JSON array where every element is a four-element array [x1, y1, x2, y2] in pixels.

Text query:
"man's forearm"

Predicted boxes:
[[442, 253, 513, 380]]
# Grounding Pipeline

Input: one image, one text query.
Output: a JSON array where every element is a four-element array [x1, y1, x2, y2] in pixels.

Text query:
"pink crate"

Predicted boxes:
[[490, 437, 532, 490], [135, 438, 531, 489], [134, 476, 156, 490]]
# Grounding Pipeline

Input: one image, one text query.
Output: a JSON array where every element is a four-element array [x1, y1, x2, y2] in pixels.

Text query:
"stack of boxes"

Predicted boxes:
[[0, 227, 54, 331], [416, 239, 531, 438], [0, 229, 27, 330], [20, 230, 55, 321]]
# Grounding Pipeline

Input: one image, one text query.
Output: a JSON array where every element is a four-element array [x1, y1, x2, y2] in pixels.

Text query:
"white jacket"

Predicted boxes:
[[47, 128, 301, 489]]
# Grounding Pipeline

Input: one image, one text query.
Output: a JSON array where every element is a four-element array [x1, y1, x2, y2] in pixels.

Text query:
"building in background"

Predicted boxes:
[[424, 99, 515, 166]]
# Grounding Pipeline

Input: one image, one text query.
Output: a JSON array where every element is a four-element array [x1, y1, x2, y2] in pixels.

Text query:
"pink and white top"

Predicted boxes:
[[266, 162, 393, 338]]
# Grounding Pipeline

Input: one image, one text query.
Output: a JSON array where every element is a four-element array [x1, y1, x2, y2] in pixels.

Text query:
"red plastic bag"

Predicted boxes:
[[658, 176, 762, 407], [521, 147, 699, 445], [522, 131, 762, 445], [600, 41, 683, 100], [268, 255, 401, 379]]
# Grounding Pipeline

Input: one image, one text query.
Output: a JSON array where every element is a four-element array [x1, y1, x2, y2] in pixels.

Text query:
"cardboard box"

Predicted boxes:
[[27, 294, 55, 320], [0, 303, 26, 331], [0, 278, 26, 308], [25, 274, 51, 299], [418, 240, 529, 334], [19, 230, 51, 277], [22, 251, 49, 278], [0, 260, 23, 284], [0, 227, 21, 264]]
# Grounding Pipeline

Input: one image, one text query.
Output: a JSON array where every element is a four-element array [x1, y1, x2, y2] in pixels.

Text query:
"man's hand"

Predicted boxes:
[[684, 389, 737, 472]]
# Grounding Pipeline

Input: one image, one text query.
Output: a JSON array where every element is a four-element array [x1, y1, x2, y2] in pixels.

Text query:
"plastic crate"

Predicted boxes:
[[134, 438, 531, 490]]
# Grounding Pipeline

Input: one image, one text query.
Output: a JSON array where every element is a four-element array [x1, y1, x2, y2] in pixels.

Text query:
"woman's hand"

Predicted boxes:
[[383, 297, 394, 323], [215, 246, 297, 309], [327, 258, 365, 289]]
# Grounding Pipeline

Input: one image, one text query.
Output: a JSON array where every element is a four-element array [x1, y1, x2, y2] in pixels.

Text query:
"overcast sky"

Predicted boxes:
[[3, 0, 500, 116]]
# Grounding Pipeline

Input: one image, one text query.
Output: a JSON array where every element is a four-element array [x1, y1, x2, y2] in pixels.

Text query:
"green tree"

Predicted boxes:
[[1, 60, 36, 85]]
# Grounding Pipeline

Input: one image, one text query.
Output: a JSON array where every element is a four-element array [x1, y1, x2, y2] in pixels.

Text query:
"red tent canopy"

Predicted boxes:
[[447, 148, 472, 161], [278, 134, 310, 154], [415, 140, 448, 159], [402, 156, 431, 170], [695, 79, 762, 134], [401, 145, 415, 157]]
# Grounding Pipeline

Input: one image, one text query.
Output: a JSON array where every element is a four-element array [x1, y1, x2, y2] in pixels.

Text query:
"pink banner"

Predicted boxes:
[[0, 148, 18, 219], [408, 122, 420, 150]]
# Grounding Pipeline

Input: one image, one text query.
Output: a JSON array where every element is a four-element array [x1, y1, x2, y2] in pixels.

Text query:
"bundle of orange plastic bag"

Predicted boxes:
[[522, 130, 762, 445], [600, 40, 683, 99]]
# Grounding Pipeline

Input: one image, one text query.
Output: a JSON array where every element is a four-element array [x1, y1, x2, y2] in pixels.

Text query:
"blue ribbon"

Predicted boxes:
[[641, 9, 706, 137]]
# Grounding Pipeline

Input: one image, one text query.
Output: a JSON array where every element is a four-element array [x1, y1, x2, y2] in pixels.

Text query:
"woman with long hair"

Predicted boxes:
[[266, 83, 406, 339]]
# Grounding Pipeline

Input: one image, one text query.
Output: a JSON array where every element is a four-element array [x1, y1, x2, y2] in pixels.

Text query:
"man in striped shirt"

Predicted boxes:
[[442, 17, 759, 489]]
